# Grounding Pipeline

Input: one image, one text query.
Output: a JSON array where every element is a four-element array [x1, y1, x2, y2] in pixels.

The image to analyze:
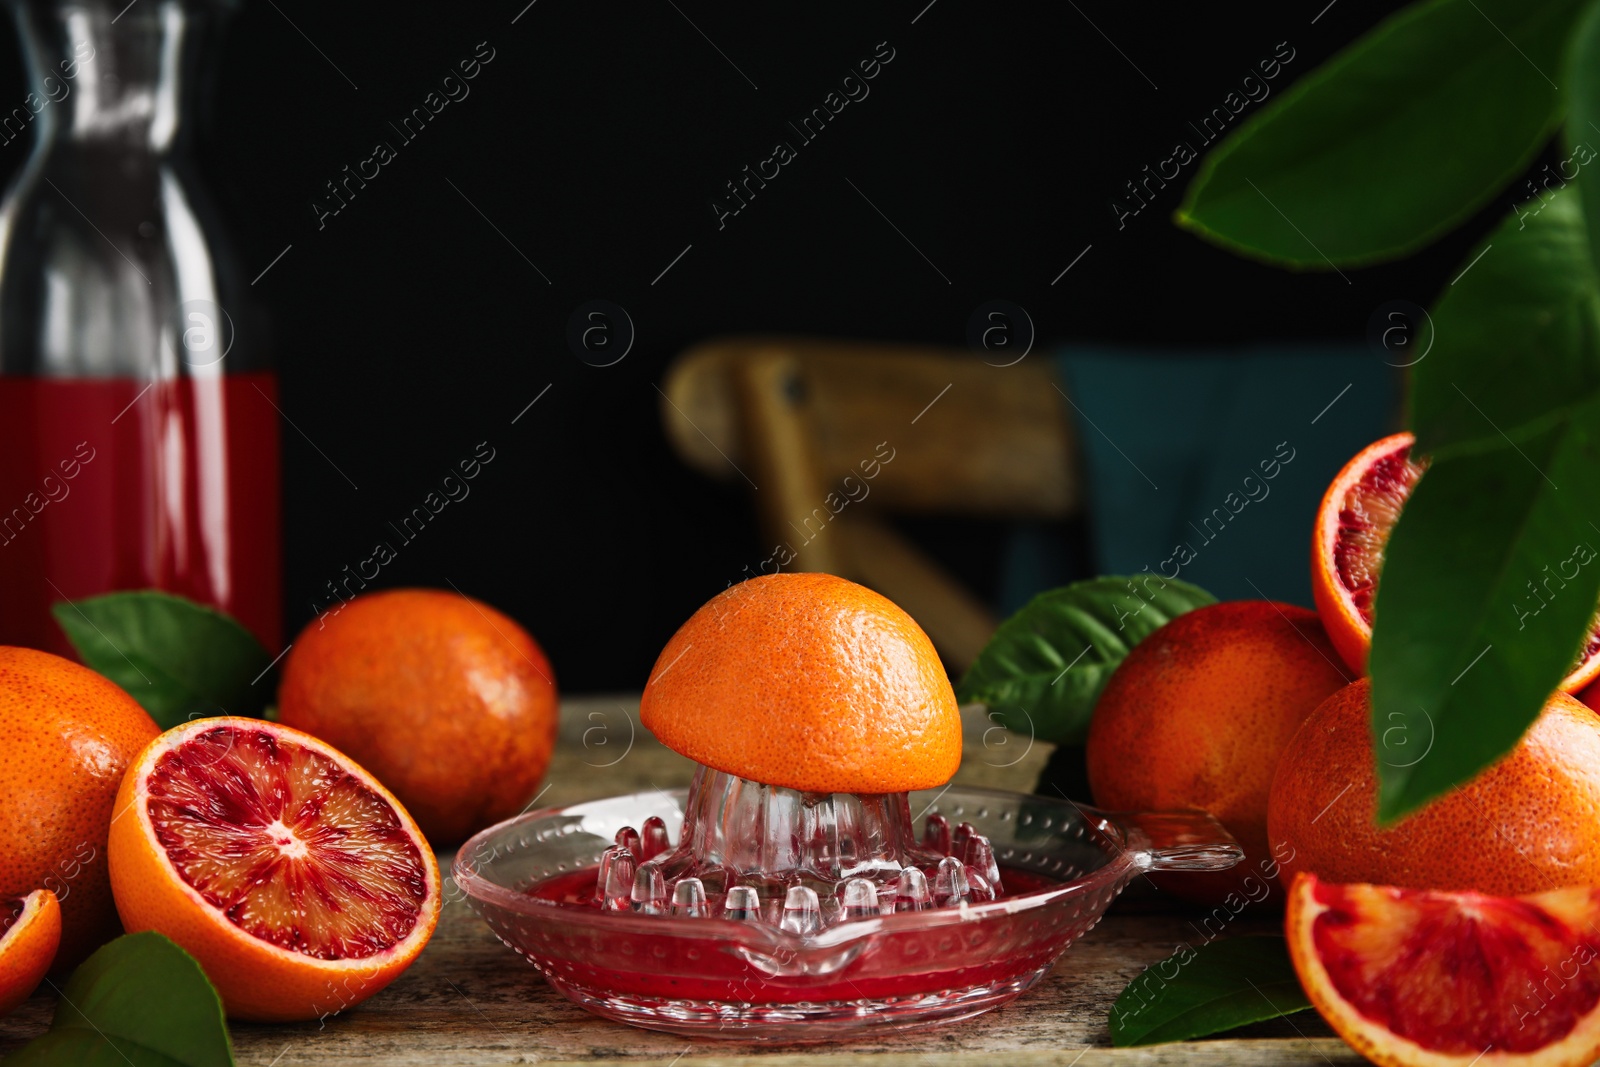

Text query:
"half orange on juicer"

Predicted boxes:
[[634, 573, 978, 921], [454, 573, 1246, 1040], [641, 572, 962, 796]]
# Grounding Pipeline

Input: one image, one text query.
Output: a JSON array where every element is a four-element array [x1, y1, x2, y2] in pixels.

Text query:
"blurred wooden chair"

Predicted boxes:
[[658, 337, 1080, 670]]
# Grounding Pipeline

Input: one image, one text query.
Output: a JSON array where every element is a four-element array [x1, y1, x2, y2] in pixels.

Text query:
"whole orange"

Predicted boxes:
[[1267, 679, 1600, 895], [640, 573, 960, 794], [278, 589, 558, 845], [1085, 600, 1350, 904], [0, 646, 159, 969]]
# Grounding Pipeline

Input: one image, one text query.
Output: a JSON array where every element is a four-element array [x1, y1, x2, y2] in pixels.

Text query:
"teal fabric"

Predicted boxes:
[[999, 346, 1401, 612]]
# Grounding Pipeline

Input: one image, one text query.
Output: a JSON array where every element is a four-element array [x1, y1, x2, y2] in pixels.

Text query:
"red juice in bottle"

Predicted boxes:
[[0, 0, 280, 654], [0, 374, 281, 654]]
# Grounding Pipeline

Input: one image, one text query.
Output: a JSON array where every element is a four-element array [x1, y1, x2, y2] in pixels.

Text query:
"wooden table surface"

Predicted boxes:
[[0, 697, 1359, 1066]]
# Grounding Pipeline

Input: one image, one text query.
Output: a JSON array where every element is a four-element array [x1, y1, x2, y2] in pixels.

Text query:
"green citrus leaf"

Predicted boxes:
[[51, 590, 274, 729], [1178, 0, 1587, 267], [1413, 187, 1600, 456], [5, 932, 234, 1067], [1110, 936, 1311, 1046], [955, 576, 1217, 744], [1568, 0, 1600, 277], [1371, 398, 1600, 822]]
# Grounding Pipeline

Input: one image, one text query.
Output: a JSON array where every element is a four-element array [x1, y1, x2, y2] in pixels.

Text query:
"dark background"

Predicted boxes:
[[1, 0, 1519, 690]]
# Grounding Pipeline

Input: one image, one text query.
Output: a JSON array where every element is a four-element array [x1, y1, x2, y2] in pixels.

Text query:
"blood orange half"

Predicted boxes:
[[1287, 873, 1600, 1067], [107, 718, 441, 1022], [0, 889, 59, 1016], [1312, 432, 1600, 690]]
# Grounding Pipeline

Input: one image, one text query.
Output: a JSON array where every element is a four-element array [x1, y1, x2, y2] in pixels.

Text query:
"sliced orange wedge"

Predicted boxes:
[[0, 889, 59, 1016], [1288, 872, 1600, 1067]]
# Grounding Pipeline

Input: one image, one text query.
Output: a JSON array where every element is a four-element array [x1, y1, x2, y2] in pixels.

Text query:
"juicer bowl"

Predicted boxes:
[[452, 786, 1242, 1041]]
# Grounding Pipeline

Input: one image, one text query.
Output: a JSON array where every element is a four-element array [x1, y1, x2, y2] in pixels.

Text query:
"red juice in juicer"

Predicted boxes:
[[455, 576, 1246, 1040], [0, 0, 279, 654]]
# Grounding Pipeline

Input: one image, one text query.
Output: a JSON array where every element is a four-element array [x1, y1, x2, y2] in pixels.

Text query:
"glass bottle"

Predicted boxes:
[[0, 0, 280, 655]]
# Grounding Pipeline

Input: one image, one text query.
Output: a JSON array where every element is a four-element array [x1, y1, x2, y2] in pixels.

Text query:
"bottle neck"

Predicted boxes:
[[10, 0, 207, 153]]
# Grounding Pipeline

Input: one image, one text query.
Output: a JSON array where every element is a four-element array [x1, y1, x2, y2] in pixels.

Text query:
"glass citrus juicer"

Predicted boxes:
[[455, 574, 1243, 1040]]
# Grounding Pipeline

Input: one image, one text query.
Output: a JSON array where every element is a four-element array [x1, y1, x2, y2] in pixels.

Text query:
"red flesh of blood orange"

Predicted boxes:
[[1331, 441, 1425, 628], [109, 718, 440, 1021], [1287, 873, 1600, 1067], [1313, 432, 1600, 690], [146, 726, 430, 960]]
